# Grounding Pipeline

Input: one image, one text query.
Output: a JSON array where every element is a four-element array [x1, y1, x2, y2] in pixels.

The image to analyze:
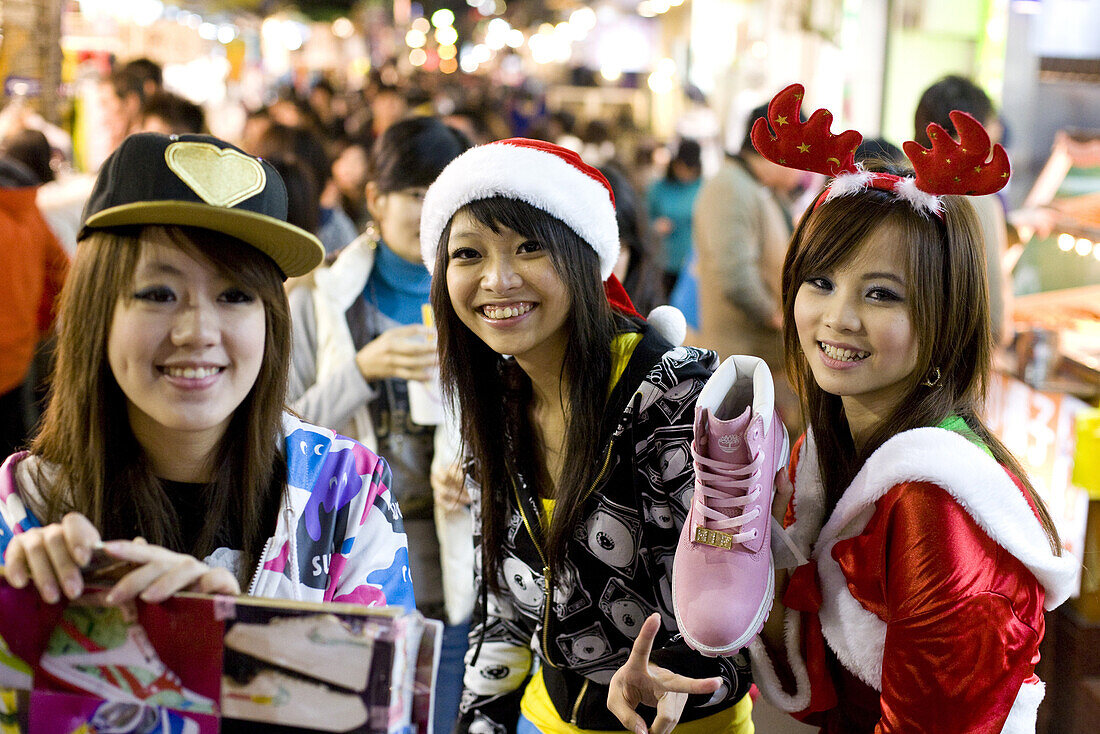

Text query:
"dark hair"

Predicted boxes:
[[1, 129, 54, 184], [141, 91, 205, 135], [430, 197, 625, 589], [31, 225, 291, 586], [854, 137, 903, 165], [665, 138, 702, 181], [255, 123, 331, 190], [264, 155, 320, 235], [781, 163, 1060, 553], [600, 164, 666, 313], [110, 58, 162, 103], [914, 76, 994, 147], [370, 117, 471, 195]]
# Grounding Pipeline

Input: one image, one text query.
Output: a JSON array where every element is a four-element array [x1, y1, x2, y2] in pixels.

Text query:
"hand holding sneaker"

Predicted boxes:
[[606, 614, 722, 734]]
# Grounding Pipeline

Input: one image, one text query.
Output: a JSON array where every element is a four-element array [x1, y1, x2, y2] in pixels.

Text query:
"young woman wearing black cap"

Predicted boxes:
[[0, 132, 413, 612]]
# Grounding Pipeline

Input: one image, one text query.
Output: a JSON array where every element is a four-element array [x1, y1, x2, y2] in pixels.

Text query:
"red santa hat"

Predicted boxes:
[[420, 137, 620, 279], [420, 137, 686, 345]]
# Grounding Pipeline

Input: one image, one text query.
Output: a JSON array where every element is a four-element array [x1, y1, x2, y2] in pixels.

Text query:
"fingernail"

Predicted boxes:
[[76, 548, 91, 566], [63, 576, 81, 599], [634, 725, 648, 734], [42, 585, 59, 604]]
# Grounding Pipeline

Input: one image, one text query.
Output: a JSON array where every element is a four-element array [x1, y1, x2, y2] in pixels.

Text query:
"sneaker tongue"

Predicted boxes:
[[703, 405, 752, 463]]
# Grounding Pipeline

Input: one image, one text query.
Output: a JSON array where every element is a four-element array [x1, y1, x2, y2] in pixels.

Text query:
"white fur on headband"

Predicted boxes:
[[420, 142, 620, 280], [823, 165, 944, 217], [822, 169, 875, 203], [893, 176, 944, 217]]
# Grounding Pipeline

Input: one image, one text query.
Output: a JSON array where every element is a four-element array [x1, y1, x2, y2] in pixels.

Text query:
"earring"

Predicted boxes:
[[922, 367, 941, 387]]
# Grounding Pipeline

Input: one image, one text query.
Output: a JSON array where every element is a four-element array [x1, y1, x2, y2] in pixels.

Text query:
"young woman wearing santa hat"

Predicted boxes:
[[420, 138, 754, 734]]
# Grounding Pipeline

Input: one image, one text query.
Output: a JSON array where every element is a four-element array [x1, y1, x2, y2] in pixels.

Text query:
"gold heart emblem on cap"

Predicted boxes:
[[164, 141, 266, 208]]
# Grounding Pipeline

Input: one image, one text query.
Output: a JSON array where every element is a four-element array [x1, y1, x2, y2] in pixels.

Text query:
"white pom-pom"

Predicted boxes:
[[893, 177, 943, 217], [647, 305, 687, 347]]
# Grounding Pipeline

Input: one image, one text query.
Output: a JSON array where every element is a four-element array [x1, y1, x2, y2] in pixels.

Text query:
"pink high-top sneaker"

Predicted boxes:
[[672, 355, 789, 656]]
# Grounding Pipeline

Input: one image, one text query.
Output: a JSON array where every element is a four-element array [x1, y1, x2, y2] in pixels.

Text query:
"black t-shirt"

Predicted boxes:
[[160, 472, 282, 563]]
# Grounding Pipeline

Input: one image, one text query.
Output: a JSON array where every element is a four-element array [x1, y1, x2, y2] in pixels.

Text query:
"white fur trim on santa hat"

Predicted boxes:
[[420, 141, 620, 280]]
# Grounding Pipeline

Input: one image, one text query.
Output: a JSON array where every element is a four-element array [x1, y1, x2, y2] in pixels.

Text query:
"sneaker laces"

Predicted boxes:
[[691, 441, 764, 545]]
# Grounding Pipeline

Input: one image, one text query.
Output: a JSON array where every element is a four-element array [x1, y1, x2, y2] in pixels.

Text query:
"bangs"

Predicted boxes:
[[793, 192, 944, 287], [158, 226, 285, 297], [456, 197, 602, 290]]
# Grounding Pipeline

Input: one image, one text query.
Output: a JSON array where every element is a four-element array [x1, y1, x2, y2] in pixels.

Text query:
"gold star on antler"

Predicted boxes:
[[797, 143, 811, 153], [775, 115, 788, 126]]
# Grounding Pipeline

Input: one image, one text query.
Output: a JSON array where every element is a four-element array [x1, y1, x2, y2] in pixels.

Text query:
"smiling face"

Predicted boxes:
[[107, 229, 266, 454], [793, 222, 919, 428], [444, 208, 572, 368]]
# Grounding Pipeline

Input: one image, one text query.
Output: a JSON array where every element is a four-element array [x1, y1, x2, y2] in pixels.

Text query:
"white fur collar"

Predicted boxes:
[[795, 427, 1077, 688], [312, 233, 377, 312]]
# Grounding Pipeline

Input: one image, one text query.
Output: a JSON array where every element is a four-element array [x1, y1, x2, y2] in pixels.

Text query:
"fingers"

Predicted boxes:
[[648, 666, 723, 696], [100, 540, 209, 604], [43, 525, 84, 600], [192, 567, 241, 596], [771, 469, 795, 523], [431, 466, 469, 510], [60, 512, 101, 566], [4, 526, 76, 603], [605, 672, 649, 734], [22, 532, 63, 603], [626, 613, 661, 667], [651, 690, 688, 734]]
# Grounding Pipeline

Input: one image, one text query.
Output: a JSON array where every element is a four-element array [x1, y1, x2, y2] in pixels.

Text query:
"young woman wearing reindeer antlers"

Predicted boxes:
[[608, 84, 1077, 733]]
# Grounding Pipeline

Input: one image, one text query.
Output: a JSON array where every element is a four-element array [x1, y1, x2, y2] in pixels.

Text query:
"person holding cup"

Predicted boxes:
[[286, 116, 472, 734]]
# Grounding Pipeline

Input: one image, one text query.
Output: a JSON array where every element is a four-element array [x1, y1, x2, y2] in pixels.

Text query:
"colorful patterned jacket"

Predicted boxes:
[[457, 327, 753, 733], [0, 413, 414, 610]]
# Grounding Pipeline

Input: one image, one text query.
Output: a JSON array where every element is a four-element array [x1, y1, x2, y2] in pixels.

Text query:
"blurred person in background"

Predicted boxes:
[[239, 107, 273, 156], [253, 122, 358, 254], [693, 103, 803, 432], [914, 75, 1012, 347], [264, 155, 321, 244], [580, 118, 616, 167], [140, 91, 206, 136], [330, 138, 372, 230], [268, 87, 324, 132], [0, 146, 68, 457], [601, 163, 667, 316], [287, 117, 472, 734], [99, 58, 163, 152], [854, 137, 903, 165], [308, 78, 344, 139], [1, 129, 55, 187], [369, 85, 409, 143], [648, 138, 703, 294]]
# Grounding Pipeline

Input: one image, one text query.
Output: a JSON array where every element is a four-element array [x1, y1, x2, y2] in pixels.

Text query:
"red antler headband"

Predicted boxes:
[[750, 83, 1010, 218]]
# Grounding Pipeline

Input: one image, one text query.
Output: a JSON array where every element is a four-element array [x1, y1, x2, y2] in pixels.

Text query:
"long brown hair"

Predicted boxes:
[[430, 197, 622, 590], [781, 170, 1061, 553], [30, 225, 291, 585]]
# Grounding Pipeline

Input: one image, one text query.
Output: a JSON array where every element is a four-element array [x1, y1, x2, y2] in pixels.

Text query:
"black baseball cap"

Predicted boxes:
[[79, 132, 324, 278]]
